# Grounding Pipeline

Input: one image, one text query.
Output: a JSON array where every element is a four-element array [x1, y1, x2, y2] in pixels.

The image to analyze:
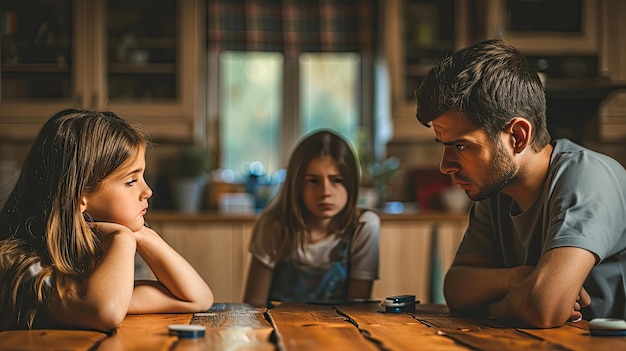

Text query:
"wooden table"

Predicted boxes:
[[1, 302, 624, 350]]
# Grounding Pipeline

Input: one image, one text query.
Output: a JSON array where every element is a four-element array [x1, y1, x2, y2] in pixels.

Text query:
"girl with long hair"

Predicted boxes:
[[0, 109, 213, 331], [243, 130, 380, 307]]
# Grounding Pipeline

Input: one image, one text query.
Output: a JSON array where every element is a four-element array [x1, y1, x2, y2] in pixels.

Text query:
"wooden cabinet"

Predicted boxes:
[[146, 213, 467, 304], [149, 220, 254, 303], [0, 0, 204, 142], [485, 0, 598, 55], [383, 0, 471, 142], [373, 220, 465, 303], [383, 0, 619, 141], [598, 0, 626, 145]]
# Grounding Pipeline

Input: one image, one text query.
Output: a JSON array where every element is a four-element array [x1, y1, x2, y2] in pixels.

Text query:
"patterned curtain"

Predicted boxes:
[[207, 0, 377, 55]]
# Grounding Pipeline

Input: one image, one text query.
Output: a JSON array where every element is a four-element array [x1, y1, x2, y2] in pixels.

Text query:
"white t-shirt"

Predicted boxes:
[[249, 210, 380, 281]]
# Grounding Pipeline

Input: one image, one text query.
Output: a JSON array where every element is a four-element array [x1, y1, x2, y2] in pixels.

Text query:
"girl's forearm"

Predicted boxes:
[[86, 231, 137, 305], [243, 257, 273, 307], [134, 228, 213, 310], [48, 231, 137, 331]]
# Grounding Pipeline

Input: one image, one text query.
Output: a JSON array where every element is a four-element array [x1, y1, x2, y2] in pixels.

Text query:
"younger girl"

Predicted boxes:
[[243, 130, 380, 307], [0, 109, 213, 331]]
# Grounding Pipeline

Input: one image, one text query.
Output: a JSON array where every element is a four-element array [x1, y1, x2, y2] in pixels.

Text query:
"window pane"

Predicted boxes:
[[219, 52, 282, 173], [300, 53, 360, 144]]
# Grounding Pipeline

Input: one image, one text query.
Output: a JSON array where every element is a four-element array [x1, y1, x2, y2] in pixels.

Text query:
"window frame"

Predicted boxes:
[[206, 51, 377, 173]]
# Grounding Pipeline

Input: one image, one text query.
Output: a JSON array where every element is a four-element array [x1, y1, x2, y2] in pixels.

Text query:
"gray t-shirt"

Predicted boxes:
[[458, 139, 626, 319]]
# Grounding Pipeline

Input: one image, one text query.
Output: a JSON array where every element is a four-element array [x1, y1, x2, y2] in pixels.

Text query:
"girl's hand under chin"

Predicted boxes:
[[91, 221, 134, 237], [90, 222, 137, 252], [89, 221, 157, 245], [131, 224, 158, 246]]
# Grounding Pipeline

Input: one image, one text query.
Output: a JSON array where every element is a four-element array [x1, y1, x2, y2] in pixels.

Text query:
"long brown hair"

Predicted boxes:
[[0, 109, 149, 329], [262, 129, 361, 261]]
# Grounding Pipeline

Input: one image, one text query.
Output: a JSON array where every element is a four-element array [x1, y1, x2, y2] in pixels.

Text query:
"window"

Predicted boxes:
[[206, 0, 379, 179], [218, 51, 360, 175], [219, 52, 283, 174], [300, 53, 360, 139]]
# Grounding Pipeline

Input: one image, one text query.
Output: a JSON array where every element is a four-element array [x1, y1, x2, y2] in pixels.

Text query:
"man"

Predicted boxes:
[[415, 39, 626, 328]]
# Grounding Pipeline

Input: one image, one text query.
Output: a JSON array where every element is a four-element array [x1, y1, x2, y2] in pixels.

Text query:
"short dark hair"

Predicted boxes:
[[416, 39, 551, 151]]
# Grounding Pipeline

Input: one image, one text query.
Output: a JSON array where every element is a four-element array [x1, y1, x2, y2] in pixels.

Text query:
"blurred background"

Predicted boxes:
[[1, 0, 626, 213], [3, 0, 626, 304]]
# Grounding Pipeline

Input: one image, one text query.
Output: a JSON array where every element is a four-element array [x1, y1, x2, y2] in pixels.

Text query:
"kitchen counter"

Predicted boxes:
[[144, 209, 469, 303], [145, 210, 469, 223]]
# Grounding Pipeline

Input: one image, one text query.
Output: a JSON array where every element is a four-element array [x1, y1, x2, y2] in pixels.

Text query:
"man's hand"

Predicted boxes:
[[569, 287, 591, 322], [483, 247, 595, 328]]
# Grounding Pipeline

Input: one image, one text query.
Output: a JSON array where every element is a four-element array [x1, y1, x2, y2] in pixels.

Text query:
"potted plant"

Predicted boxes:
[[355, 127, 400, 209], [367, 157, 400, 209], [170, 146, 211, 213]]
